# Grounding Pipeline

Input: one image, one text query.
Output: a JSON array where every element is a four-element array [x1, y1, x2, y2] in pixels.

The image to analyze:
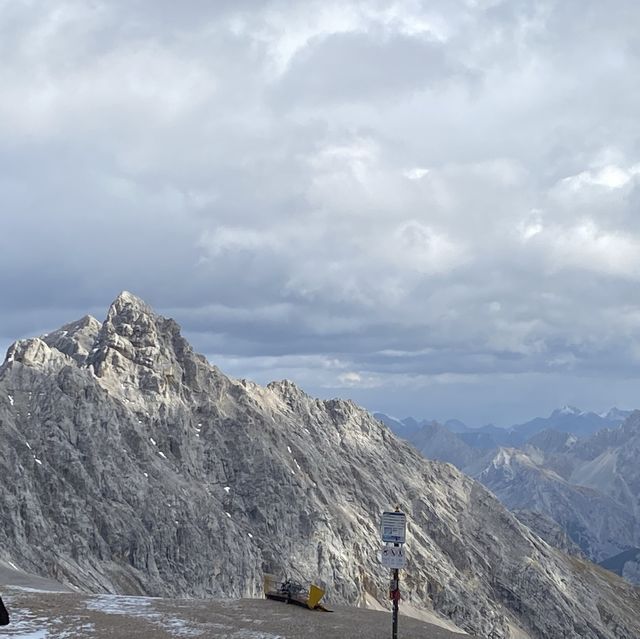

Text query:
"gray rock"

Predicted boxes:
[[512, 510, 584, 557], [477, 448, 638, 562], [1, 292, 639, 639]]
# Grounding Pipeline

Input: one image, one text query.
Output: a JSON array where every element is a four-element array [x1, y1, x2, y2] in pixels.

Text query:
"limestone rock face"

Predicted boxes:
[[512, 510, 584, 557], [478, 448, 638, 562], [42, 315, 102, 365], [1, 292, 640, 639]]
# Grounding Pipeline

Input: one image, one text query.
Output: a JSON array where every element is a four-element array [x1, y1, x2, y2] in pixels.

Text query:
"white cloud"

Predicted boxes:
[[338, 371, 362, 385], [403, 167, 430, 180], [559, 164, 640, 192], [390, 221, 466, 274], [3, 0, 640, 423], [547, 221, 640, 278], [199, 227, 282, 257]]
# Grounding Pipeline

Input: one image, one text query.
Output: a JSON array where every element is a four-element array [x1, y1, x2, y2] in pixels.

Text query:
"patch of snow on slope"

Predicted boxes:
[[86, 595, 199, 637], [232, 632, 283, 638], [0, 604, 50, 638]]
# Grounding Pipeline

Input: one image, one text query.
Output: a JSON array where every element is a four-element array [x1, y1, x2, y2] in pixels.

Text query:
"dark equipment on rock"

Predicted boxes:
[[263, 574, 332, 612]]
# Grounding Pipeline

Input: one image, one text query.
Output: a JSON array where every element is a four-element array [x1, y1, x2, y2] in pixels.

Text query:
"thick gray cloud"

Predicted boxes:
[[2, 0, 640, 425]]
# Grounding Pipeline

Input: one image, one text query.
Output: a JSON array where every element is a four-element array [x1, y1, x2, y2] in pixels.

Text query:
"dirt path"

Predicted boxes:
[[1, 587, 473, 638]]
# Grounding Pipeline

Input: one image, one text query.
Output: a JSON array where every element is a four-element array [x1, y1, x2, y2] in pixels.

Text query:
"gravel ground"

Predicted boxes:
[[0, 586, 472, 638]]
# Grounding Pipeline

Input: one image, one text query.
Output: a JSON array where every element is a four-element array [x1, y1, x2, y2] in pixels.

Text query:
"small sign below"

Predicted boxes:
[[381, 545, 407, 569], [381, 511, 406, 544]]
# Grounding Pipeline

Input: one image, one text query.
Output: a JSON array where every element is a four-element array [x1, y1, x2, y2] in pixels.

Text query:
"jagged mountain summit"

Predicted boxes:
[[1, 292, 640, 639]]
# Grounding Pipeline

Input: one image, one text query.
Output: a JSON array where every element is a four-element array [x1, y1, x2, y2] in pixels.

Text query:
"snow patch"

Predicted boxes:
[[8, 394, 14, 406], [158, 451, 167, 459], [150, 437, 156, 446], [87, 594, 158, 615]]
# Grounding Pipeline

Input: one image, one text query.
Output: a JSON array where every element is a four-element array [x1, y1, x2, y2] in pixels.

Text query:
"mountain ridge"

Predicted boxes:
[[1, 292, 640, 639]]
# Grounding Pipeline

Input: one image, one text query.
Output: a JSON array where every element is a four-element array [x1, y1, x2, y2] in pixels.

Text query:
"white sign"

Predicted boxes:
[[381, 545, 406, 569], [381, 511, 406, 544]]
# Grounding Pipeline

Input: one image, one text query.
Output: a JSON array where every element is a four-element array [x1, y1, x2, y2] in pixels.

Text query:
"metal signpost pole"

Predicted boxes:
[[381, 508, 406, 639], [392, 560, 399, 639]]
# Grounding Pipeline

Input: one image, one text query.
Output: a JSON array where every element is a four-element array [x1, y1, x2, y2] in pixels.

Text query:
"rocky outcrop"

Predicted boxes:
[[513, 510, 584, 557], [1, 292, 639, 639], [478, 448, 638, 562], [403, 420, 480, 469]]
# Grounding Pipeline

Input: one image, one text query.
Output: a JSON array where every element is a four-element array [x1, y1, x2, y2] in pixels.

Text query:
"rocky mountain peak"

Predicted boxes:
[[525, 428, 577, 454], [85, 292, 206, 406], [2, 337, 71, 371], [267, 378, 305, 397], [553, 405, 582, 417], [110, 289, 152, 312], [602, 407, 633, 422], [41, 315, 102, 364], [1, 314, 102, 375], [621, 410, 640, 435]]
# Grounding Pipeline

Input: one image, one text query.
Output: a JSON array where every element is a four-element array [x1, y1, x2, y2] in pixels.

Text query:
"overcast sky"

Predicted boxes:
[[2, 0, 640, 426]]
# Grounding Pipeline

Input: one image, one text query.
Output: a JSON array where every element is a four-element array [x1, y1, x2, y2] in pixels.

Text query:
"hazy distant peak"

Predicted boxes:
[[443, 418, 468, 433], [491, 447, 532, 468], [553, 405, 583, 416], [602, 407, 633, 421]]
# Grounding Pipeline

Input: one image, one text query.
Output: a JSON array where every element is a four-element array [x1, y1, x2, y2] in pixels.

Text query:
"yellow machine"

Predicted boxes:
[[263, 574, 332, 612]]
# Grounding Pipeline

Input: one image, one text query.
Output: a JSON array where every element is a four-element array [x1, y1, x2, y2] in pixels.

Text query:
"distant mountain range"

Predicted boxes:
[[376, 408, 640, 581], [375, 406, 632, 450]]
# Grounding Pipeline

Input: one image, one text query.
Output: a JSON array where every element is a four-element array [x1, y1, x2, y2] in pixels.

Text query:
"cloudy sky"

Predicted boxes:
[[2, 0, 640, 426]]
